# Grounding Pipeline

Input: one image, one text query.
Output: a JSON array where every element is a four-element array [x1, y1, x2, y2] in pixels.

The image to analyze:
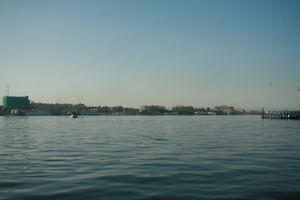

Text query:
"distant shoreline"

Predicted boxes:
[[1, 100, 261, 116]]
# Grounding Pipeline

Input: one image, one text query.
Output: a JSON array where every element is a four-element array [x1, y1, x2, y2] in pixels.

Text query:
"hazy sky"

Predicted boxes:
[[0, 0, 300, 110]]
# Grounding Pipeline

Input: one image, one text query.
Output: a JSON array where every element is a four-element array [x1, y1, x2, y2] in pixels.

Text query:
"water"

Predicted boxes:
[[0, 116, 300, 200]]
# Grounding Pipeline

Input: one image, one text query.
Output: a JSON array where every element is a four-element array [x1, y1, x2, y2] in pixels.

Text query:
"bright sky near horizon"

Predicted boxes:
[[0, 0, 300, 110]]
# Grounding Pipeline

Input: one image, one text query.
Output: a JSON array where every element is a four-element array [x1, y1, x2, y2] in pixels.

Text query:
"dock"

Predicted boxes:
[[262, 109, 300, 120]]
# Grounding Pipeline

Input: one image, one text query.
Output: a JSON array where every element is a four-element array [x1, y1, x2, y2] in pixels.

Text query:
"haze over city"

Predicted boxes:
[[1, 0, 300, 110]]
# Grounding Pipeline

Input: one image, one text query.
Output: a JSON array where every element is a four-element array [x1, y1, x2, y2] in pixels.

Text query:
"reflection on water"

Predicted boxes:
[[1, 116, 300, 200]]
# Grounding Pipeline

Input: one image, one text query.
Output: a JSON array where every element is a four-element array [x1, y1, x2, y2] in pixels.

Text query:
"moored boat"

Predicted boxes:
[[262, 108, 300, 120], [68, 111, 78, 118]]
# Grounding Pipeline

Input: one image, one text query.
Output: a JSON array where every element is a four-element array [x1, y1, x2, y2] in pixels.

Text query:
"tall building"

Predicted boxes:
[[2, 96, 30, 109]]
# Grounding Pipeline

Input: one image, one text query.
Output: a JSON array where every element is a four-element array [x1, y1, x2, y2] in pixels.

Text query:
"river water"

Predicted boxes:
[[0, 116, 299, 200]]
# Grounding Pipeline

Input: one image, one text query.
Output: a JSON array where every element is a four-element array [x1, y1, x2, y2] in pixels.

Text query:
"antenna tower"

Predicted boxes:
[[7, 84, 9, 96]]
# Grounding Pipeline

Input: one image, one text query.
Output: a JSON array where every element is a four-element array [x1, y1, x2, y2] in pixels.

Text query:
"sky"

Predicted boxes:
[[0, 0, 300, 110]]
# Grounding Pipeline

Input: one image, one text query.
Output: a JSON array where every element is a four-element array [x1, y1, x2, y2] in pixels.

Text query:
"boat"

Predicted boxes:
[[262, 108, 300, 120], [10, 109, 26, 116], [69, 111, 78, 118]]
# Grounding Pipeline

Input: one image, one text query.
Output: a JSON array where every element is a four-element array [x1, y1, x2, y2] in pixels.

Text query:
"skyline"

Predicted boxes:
[[0, 93, 292, 111], [1, 0, 300, 110]]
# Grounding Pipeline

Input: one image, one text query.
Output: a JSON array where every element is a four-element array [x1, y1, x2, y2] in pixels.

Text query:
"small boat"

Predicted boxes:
[[69, 112, 78, 118], [10, 109, 26, 116], [262, 108, 300, 120]]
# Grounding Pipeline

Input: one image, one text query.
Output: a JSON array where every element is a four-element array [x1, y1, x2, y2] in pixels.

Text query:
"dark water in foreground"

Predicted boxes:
[[0, 116, 300, 200]]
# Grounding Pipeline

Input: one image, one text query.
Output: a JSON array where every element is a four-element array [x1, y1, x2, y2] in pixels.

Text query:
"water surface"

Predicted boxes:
[[1, 116, 300, 200]]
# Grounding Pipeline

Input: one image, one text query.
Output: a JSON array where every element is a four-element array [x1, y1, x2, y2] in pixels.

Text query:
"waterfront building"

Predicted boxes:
[[2, 96, 30, 109], [140, 105, 166, 115], [215, 105, 234, 113], [214, 105, 245, 114], [140, 105, 166, 112]]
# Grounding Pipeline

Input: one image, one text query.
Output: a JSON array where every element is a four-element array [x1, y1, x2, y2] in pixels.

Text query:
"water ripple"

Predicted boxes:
[[1, 116, 300, 200]]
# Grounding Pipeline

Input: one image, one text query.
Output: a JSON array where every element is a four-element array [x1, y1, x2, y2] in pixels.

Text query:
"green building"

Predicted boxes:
[[3, 96, 30, 109]]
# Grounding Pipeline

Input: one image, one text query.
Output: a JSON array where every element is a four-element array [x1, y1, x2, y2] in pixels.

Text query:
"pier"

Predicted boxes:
[[262, 109, 300, 120]]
